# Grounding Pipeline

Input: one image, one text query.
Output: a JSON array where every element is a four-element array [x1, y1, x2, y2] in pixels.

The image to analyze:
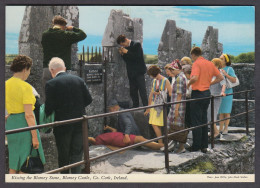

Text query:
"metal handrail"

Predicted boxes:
[[6, 89, 254, 135], [5, 89, 255, 174]]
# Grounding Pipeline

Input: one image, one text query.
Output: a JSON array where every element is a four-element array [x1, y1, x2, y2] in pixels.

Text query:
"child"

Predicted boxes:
[[207, 58, 226, 138]]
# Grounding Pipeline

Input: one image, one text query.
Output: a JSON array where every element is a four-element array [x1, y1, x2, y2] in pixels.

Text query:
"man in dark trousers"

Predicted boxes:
[[116, 35, 148, 108], [187, 47, 223, 153], [41, 15, 87, 101], [107, 99, 141, 145], [45, 57, 92, 174]]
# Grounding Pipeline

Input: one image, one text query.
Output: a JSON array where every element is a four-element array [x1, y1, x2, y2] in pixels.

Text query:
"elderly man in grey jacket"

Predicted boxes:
[[108, 99, 141, 145]]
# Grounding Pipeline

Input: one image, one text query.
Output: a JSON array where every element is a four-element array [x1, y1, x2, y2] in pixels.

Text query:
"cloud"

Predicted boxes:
[[6, 6, 26, 33], [176, 20, 254, 47], [78, 6, 254, 46]]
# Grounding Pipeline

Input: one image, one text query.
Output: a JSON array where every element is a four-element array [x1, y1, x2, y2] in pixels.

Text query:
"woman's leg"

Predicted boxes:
[[214, 123, 219, 137], [18, 171, 26, 174], [224, 113, 231, 132], [152, 125, 162, 143], [219, 113, 225, 132], [9, 169, 17, 174], [134, 136, 164, 150]]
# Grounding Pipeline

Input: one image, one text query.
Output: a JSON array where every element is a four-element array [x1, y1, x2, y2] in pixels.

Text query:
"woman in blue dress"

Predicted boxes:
[[218, 54, 237, 135]]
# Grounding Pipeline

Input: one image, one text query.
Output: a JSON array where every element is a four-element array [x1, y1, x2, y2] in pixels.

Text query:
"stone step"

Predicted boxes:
[[217, 133, 247, 142], [214, 126, 255, 133]]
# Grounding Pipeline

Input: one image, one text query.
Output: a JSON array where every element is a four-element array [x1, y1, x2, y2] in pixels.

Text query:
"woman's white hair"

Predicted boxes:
[[49, 57, 65, 70]]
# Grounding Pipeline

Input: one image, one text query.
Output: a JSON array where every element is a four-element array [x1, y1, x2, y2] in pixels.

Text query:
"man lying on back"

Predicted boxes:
[[88, 126, 164, 150]]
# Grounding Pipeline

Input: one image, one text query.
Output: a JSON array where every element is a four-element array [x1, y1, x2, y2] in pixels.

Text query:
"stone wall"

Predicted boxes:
[[84, 64, 104, 137], [5, 65, 12, 80], [201, 26, 223, 60], [19, 6, 79, 100], [228, 63, 255, 127], [232, 63, 255, 100], [158, 19, 192, 69], [230, 100, 255, 127]]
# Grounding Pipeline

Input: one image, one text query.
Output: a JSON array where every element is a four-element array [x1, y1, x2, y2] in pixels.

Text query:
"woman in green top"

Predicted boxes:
[[5, 55, 45, 174]]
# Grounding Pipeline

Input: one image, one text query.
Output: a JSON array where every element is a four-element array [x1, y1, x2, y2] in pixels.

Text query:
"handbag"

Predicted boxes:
[[154, 90, 167, 116], [168, 123, 189, 143], [225, 67, 239, 88], [153, 79, 167, 116], [39, 104, 55, 133], [21, 145, 44, 174]]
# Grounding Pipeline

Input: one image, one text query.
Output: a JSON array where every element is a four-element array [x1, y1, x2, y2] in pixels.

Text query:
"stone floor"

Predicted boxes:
[[89, 127, 255, 174], [5, 127, 255, 174]]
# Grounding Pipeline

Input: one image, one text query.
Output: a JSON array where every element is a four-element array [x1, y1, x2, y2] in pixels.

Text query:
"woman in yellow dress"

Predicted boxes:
[[144, 65, 172, 143], [5, 55, 45, 174]]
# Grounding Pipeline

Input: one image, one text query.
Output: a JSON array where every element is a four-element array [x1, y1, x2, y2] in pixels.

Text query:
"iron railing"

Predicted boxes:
[[5, 89, 255, 174]]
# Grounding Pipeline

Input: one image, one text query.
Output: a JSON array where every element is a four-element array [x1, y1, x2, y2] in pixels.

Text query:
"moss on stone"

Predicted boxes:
[[177, 161, 216, 174], [240, 135, 248, 142]]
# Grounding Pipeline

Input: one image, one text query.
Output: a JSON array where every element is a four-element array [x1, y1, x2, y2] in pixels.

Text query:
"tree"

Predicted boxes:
[[233, 52, 254, 63]]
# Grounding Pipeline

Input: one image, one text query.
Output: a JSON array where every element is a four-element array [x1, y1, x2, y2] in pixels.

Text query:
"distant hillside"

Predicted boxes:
[[144, 54, 158, 64], [5, 54, 17, 64], [5, 52, 255, 65]]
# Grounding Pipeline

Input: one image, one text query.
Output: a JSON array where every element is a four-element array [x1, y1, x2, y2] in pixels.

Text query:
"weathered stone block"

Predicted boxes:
[[201, 26, 223, 61], [158, 19, 192, 69]]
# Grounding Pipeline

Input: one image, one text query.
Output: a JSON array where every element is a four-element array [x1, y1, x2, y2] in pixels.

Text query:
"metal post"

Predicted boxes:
[[108, 47, 110, 62], [95, 46, 98, 62], [91, 46, 93, 62], [210, 95, 215, 149], [87, 46, 89, 63], [82, 117, 90, 174], [79, 54, 82, 78], [163, 103, 170, 173], [82, 46, 85, 80], [245, 91, 249, 135]]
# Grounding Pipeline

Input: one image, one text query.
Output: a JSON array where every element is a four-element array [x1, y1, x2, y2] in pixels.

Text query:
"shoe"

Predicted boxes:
[[214, 133, 221, 139], [175, 148, 186, 154], [201, 148, 209, 153], [208, 133, 220, 139], [185, 142, 190, 148], [222, 130, 228, 135], [160, 140, 175, 151]]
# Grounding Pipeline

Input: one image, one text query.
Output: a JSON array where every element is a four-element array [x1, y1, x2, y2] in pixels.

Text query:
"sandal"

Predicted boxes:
[[214, 134, 221, 139], [175, 148, 186, 154]]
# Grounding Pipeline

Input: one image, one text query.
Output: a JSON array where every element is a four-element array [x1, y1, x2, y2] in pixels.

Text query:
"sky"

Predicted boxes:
[[5, 6, 255, 56]]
